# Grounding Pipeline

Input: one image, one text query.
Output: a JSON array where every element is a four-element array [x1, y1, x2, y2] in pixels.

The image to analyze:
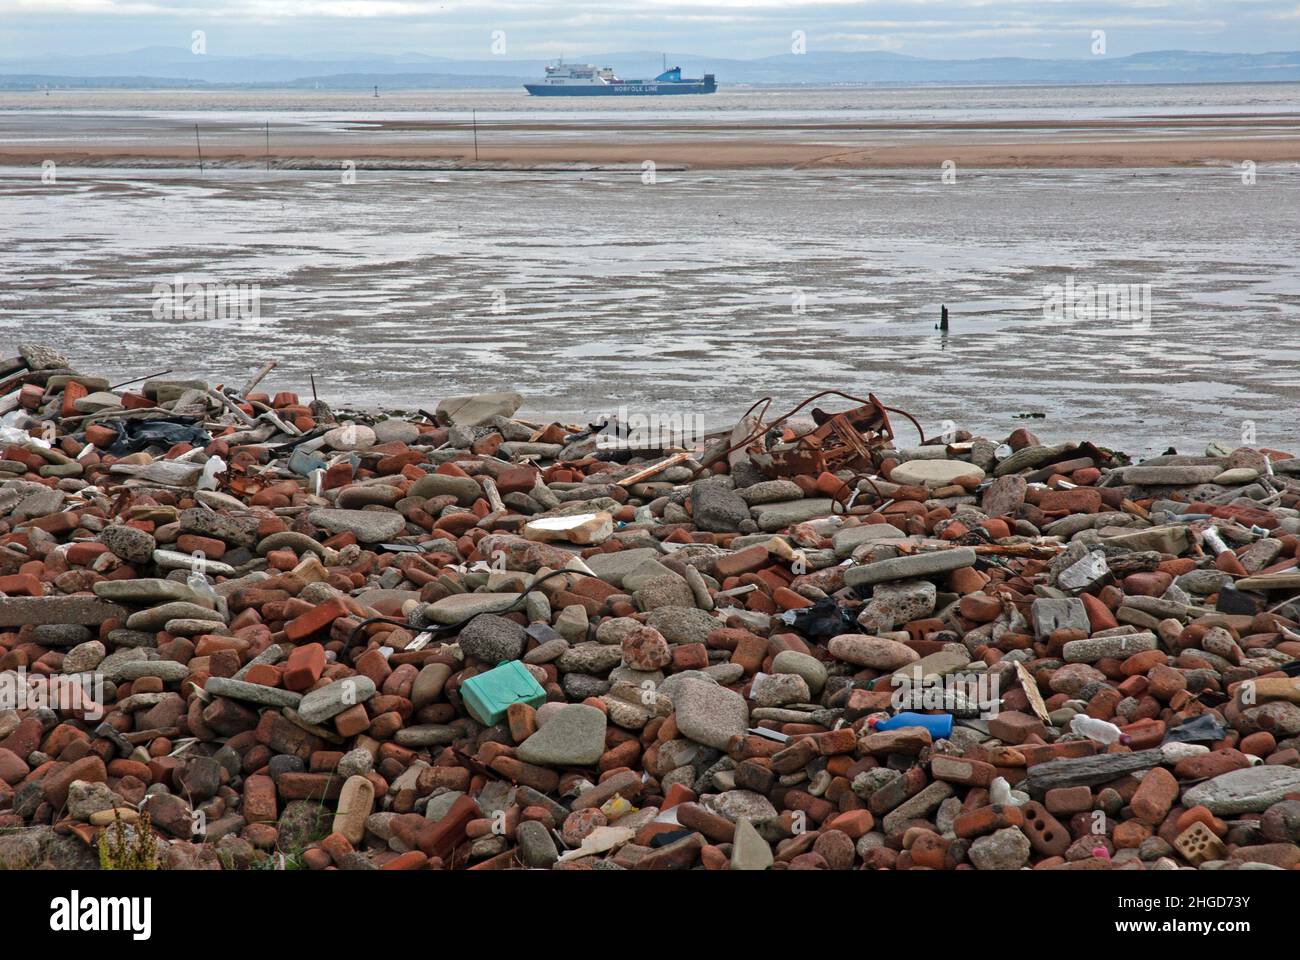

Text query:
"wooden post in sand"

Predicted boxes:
[[195, 125, 204, 174]]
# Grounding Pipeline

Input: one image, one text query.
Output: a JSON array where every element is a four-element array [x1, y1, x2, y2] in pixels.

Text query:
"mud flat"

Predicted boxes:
[[3, 165, 1299, 456]]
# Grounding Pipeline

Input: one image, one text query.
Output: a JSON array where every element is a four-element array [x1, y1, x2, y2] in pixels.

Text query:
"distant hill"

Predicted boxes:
[[3, 47, 1300, 89]]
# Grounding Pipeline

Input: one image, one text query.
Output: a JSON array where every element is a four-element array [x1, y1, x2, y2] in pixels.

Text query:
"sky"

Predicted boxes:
[[2, 0, 1298, 61]]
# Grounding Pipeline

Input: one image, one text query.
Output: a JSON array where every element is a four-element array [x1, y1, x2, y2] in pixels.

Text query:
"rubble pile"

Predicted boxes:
[[2, 344, 1300, 871]]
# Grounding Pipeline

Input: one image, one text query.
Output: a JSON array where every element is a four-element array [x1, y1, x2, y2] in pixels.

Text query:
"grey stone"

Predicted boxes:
[[1031, 598, 1090, 641], [411, 662, 452, 709], [890, 460, 984, 488], [844, 547, 977, 587], [1025, 749, 1164, 791], [372, 419, 421, 445], [1057, 551, 1110, 593], [125, 601, 224, 632], [456, 614, 527, 664], [277, 799, 331, 852], [12, 487, 65, 522], [436, 391, 523, 428], [97, 524, 156, 564], [756, 499, 837, 532], [297, 676, 377, 725], [204, 677, 304, 708], [1062, 632, 1158, 663], [3, 821, 98, 868], [737, 480, 803, 506], [93, 579, 203, 605], [177, 507, 260, 548], [994, 443, 1074, 477], [832, 523, 905, 559], [62, 640, 106, 673], [176, 756, 223, 801], [634, 575, 696, 612], [691, 482, 750, 533], [1181, 766, 1300, 815], [19, 343, 69, 369], [337, 484, 405, 509], [730, 817, 773, 870], [672, 677, 749, 750], [106, 660, 190, 683], [882, 780, 955, 833], [707, 789, 778, 823], [1097, 525, 1191, 556], [554, 605, 590, 643], [31, 624, 90, 647], [619, 559, 678, 595], [424, 592, 519, 625], [645, 606, 722, 645], [0, 596, 129, 628], [771, 650, 827, 695], [969, 826, 1032, 870], [337, 748, 375, 779], [67, 781, 121, 821], [583, 548, 661, 588], [517, 704, 607, 766], [1122, 464, 1224, 486], [860, 579, 937, 631], [749, 672, 810, 707], [307, 508, 405, 544], [516, 819, 559, 868], [409, 473, 482, 506], [556, 642, 622, 675]]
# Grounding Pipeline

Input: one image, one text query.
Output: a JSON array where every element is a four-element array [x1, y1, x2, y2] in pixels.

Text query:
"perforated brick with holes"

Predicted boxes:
[[1174, 822, 1226, 866]]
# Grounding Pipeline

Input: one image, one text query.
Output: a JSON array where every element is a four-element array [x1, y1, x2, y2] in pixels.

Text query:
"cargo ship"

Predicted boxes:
[[524, 61, 716, 96]]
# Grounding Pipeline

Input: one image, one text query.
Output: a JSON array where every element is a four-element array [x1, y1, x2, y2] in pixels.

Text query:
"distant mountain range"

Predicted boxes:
[[3, 47, 1300, 89]]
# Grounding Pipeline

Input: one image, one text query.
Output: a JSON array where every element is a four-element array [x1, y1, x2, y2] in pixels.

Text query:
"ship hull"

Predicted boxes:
[[524, 81, 716, 96]]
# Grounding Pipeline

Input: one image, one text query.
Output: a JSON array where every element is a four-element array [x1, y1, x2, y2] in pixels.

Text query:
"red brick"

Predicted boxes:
[[1130, 766, 1178, 825], [243, 773, 278, 822], [417, 794, 480, 860], [0, 573, 42, 597], [283, 642, 327, 691], [284, 596, 348, 641]]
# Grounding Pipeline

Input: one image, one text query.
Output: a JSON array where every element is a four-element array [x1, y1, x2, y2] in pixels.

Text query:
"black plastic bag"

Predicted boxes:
[[1162, 714, 1229, 744], [99, 418, 212, 457], [776, 597, 859, 640]]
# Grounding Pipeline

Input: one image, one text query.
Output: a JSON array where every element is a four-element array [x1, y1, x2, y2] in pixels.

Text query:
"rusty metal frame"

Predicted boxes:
[[696, 389, 929, 481]]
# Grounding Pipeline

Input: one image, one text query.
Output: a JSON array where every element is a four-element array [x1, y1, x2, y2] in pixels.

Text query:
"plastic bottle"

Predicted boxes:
[[867, 711, 953, 739], [989, 777, 1013, 806], [197, 454, 226, 491], [1070, 714, 1131, 745]]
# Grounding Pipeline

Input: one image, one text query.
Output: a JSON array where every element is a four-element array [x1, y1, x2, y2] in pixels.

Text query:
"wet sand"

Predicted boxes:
[[3, 165, 1298, 457], [3, 88, 1300, 169]]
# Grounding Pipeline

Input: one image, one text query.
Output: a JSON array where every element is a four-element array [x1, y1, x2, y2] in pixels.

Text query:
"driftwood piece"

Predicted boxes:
[[240, 361, 277, 398], [1025, 748, 1163, 792], [208, 388, 257, 426], [616, 451, 691, 487], [482, 477, 506, 513]]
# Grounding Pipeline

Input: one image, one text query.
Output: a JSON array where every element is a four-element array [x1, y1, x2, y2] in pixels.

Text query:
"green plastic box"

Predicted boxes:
[[460, 660, 547, 726]]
